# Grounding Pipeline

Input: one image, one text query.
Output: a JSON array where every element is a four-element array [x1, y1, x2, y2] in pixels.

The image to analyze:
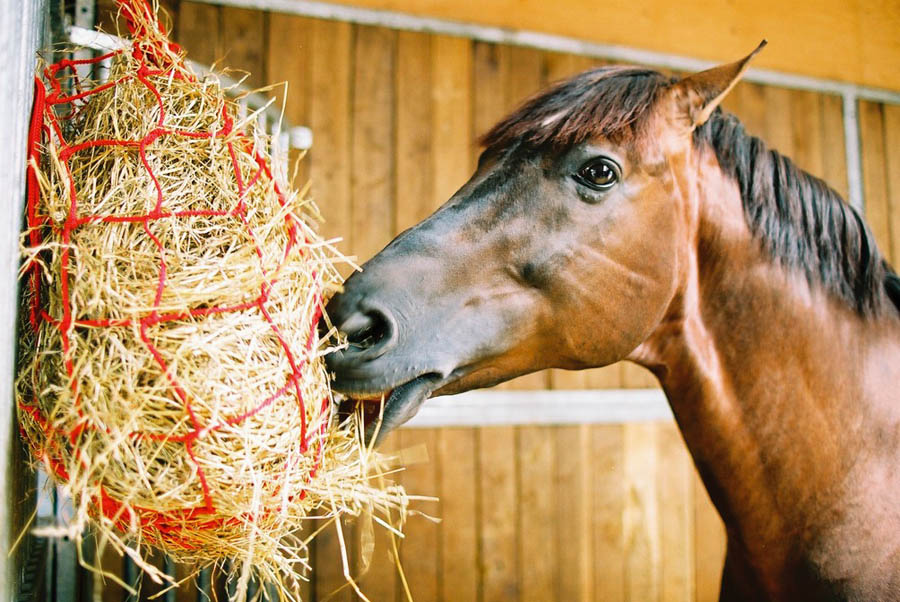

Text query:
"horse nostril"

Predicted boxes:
[[341, 309, 393, 352]]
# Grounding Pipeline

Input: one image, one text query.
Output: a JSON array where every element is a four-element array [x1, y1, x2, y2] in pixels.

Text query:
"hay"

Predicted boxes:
[[16, 1, 407, 599]]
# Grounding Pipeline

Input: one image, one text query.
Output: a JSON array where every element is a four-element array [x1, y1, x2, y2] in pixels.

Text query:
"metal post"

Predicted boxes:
[[842, 91, 866, 213]]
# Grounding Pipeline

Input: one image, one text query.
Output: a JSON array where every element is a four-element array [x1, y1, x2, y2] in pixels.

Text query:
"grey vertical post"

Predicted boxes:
[[842, 91, 866, 214], [0, 0, 48, 599]]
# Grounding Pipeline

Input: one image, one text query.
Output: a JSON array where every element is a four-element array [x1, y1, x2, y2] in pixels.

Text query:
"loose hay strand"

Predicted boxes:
[[17, 1, 408, 599]]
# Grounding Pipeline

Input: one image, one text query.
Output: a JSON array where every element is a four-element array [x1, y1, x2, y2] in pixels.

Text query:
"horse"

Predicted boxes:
[[323, 42, 900, 600]]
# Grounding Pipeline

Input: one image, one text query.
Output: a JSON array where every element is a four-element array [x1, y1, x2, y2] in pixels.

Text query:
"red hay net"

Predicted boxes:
[[22, 0, 328, 550]]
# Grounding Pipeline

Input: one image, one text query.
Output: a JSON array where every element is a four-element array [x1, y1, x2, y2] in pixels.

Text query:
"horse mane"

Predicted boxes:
[[695, 111, 898, 316], [480, 66, 900, 317]]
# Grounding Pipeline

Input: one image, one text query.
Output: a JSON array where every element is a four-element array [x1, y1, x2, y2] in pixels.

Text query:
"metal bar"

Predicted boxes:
[[402, 388, 672, 428], [123, 556, 138, 602], [164, 557, 177, 602], [191, 0, 900, 105], [72, 0, 96, 81], [196, 567, 212, 602], [1, 0, 46, 597], [842, 92, 865, 213]]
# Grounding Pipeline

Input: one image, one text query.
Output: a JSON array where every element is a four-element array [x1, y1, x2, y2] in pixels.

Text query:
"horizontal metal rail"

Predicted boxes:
[[404, 388, 672, 428]]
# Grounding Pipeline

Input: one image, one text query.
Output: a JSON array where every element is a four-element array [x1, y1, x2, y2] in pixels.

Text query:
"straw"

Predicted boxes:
[[16, 2, 408, 599]]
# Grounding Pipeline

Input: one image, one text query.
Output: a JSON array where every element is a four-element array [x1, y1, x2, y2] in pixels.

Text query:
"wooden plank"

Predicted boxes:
[[555, 425, 593, 602], [859, 101, 891, 259], [307, 19, 354, 277], [266, 13, 313, 188], [266, 14, 312, 125], [220, 6, 265, 88], [478, 426, 520, 602], [659, 423, 693, 602], [592, 424, 625, 601], [315, 515, 356, 602], [882, 104, 900, 265], [506, 46, 543, 109], [518, 425, 558, 601], [395, 31, 434, 233], [438, 428, 479, 602], [693, 471, 727, 602], [623, 423, 660, 602], [322, 0, 900, 92], [177, 2, 221, 68], [621, 361, 658, 389], [586, 365, 625, 389], [762, 86, 795, 158], [542, 51, 594, 85], [432, 35, 475, 201], [789, 90, 824, 180], [727, 81, 767, 142], [472, 41, 511, 146], [351, 25, 397, 264], [311, 521, 356, 602], [396, 428, 440, 602], [356, 435, 400, 602], [820, 94, 849, 200], [549, 367, 591, 390]]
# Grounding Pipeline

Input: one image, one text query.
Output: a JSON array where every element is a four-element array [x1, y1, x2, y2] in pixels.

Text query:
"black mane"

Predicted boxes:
[[695, 111, 899, 316], [481, 66, 900, 317]]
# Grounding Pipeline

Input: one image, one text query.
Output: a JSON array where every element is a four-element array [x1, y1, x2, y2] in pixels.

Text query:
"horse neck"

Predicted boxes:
[[635, 153, 900, 573]]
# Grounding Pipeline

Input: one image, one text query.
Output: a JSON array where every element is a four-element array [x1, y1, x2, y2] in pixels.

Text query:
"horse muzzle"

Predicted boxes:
[[323, 279, 455, 443]]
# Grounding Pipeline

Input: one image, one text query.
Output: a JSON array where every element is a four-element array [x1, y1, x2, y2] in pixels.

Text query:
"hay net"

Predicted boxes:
[[17, 0, 405, 597]]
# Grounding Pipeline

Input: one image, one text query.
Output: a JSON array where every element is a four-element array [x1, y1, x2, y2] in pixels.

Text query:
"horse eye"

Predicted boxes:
[[575, 158, 620, 191]]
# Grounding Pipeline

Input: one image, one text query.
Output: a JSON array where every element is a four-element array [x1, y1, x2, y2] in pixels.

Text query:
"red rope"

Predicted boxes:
[[21, 0, 328, 548]]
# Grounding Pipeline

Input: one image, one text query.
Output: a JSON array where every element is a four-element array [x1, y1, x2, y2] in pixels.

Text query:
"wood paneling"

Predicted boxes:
[[860, 100, 900, 267], [478, 426, 520, 601], [220, 6, 265, 88], [592, 424, 625, 600], [396, 429, 439, 602], [437, 428, 479, 602], [325, 0, 900, 91], [555, 424, 593, 602], [884, 105, 900, 264], [518, 425, 557, 601]]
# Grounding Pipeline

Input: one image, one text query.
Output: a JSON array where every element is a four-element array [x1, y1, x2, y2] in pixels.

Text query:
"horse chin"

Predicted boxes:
[[338, 372, 444, 444]]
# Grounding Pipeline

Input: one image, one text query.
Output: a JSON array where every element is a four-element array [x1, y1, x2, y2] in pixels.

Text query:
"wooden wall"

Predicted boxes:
[[321, 0, 900, 92], [87, 3, 900, 602], [860, 101, 900, 267]]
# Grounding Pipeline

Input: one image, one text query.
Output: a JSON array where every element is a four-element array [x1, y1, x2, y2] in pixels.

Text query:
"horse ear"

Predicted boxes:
[[672, 40, 767, 129]]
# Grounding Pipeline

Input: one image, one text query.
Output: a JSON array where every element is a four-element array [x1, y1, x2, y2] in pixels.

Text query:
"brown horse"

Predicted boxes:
[[324, 43, 900, 600]]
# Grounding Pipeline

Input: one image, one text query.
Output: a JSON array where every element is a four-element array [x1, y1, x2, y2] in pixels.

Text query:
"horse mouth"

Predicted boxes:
[[337, 373, 444, 443]]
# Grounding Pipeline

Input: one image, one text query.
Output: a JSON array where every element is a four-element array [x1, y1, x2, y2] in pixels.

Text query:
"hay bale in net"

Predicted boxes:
[[16, 0, 406, 597]]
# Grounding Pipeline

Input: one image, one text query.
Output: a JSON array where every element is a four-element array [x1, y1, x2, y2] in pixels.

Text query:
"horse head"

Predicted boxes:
[[325, 44, 765, 441]]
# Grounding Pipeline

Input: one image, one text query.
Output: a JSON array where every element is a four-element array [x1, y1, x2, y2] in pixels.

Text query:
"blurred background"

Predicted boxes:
[[4, 0, 899, 601]]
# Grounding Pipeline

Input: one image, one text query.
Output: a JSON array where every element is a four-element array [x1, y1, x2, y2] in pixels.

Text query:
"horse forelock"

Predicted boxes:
[[694, 110, 900, 317], [479, 66, 671, 153]]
